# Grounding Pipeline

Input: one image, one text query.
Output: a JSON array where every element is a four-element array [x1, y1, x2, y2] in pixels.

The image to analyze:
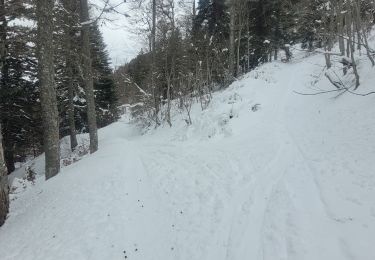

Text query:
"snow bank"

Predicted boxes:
[[1, 41, 375, 260]]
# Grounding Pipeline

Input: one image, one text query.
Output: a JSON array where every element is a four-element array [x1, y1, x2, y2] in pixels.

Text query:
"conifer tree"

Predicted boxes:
[[0, 0, 42, 173], [90, 22, 118, 127]]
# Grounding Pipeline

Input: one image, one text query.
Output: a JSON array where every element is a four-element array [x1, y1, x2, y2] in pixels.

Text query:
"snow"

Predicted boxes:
[[7, 17, 36, 28], [1, 41, 375, 259]]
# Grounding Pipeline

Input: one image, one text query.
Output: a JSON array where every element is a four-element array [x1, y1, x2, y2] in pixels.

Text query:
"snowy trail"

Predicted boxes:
[[1, 51, 375, 259], [217, 62, 321, 260], [221, 71, 295, 260]]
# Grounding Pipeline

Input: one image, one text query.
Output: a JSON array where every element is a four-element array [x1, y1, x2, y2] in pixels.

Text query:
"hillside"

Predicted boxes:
[[0, 45, 375, 260]]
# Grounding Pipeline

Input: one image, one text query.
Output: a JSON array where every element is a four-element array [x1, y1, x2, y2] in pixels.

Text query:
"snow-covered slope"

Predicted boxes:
[[1, 45, 375, 259]]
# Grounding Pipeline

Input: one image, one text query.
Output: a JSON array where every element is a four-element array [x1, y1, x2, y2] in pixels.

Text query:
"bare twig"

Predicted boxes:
[[293, 89, 345, 96]]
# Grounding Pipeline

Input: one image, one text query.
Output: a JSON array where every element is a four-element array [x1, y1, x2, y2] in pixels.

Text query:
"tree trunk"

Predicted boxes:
[[229, 2, 236, 77], [274, 48, 278, 61], [63, 0, 78, 150], [36, 0, 60, 180], [166, 80, 172, 127], [151, 0, 156, 54], [67, 65, 78, 150], [324, 51, 332, 69], [346, 7, 360, 89], [0, 0, 5, 70], [324, 6, 335, 69], [80, 0, 98, 153], [354, 0, 375, 66], [151, 0, 160, 125], [0, 0, 9, 227], [0, 125, 8, 227], [0, 5, 13, 173], [236, 21, 242, 76], [337, 0, 346, 56], [4, 146, 14, 173], [1, 122, 15, 173]]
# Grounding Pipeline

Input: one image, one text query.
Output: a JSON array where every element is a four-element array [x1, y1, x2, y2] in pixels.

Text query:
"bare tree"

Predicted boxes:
[[151, 0, 161, 125], [345, 0, 360, 89], [228, 0, 249, 76], [36, 0, 60, 179], [161, 0, 177, 127], [353, 0, 375, 66], [337, 0, 346, 56], [80, 0, 98, 153]]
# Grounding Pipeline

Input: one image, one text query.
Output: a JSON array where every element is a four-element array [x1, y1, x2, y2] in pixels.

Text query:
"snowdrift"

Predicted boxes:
[[1, 41, 375, 259]]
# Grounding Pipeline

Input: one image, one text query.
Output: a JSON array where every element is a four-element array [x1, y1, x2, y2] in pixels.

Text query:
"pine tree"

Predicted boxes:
[[192, 0, 230, 84], [90, 22, 118, 128], [0, 0, 42, 173], [297, 0, 326, 50]]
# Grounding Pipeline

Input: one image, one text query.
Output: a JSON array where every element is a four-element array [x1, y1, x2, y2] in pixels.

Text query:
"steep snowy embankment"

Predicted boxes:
[[0, 47, 375, 260]]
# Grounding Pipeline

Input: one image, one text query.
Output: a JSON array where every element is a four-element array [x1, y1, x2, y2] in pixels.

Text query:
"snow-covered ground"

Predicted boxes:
[[1, 42, 375, 259]]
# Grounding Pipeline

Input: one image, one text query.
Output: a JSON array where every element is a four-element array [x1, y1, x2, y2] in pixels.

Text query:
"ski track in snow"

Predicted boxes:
[[1, 49, 375, 259]]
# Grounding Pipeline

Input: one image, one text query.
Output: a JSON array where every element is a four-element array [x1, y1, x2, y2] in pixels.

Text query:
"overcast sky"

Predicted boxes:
[[92, 0, 198, 68], [91, 0, 144, 68]]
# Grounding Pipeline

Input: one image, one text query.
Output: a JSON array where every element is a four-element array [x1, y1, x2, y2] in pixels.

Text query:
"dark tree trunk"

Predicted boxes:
[[4, 147, 14, 174], [36, 0, 60, 180], [151, 0, 160, 125], [80, 0, 98, 153], [63, 0, 78, 150], [345, 5, 360, 89], [0, 125, 8, 227], [229, 2, 236, 77], [67, 65, 78, 150], [0, 0, 9, 227], [1, 122, 15, 173], [337, 0, 345, 56], [0, 0, 4, 69]]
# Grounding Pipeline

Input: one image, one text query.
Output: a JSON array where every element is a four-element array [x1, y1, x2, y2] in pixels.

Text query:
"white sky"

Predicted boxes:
[[91, 0, 144, 68], [91, 0, 198, 68]]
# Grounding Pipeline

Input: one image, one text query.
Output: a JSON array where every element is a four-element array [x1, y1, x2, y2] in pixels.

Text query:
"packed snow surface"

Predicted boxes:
[[1, 48, 375, 260]]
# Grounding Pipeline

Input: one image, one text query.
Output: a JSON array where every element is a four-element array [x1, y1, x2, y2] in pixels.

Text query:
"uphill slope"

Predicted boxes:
[[0, 49, 375, 260]]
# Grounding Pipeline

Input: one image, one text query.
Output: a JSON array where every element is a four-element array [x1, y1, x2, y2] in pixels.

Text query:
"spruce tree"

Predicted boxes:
[[90, 22, 118, 128], [0, 0, 42, 173]]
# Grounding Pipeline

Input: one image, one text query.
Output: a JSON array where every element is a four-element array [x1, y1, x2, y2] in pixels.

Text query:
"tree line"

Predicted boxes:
[[115, 0, 375, 126], [0, 0, 118, 226]]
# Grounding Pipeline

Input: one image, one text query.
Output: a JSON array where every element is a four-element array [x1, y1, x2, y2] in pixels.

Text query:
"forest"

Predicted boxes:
[[0, 0, 375, 259]]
